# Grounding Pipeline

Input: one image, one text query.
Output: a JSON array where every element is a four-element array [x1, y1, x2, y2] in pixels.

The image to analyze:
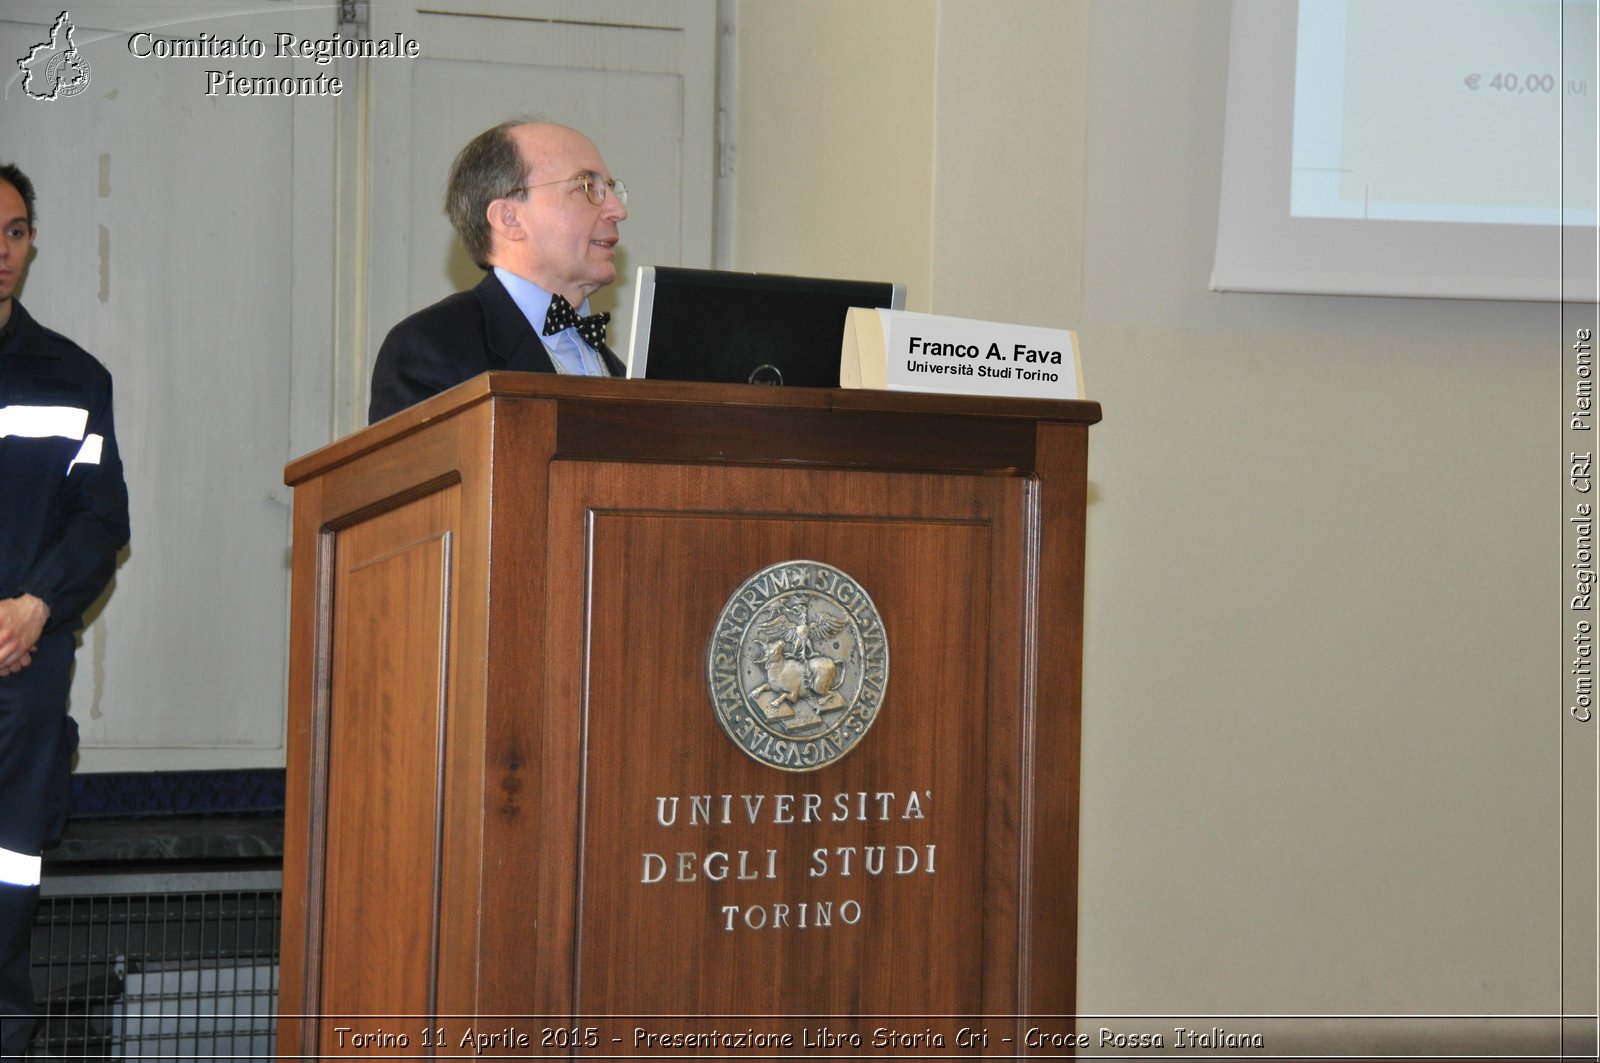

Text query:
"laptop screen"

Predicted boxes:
[[626, 266, 906, 388]]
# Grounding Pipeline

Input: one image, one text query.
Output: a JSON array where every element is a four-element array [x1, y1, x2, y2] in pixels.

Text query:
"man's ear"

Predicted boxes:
[[486, 199, 525, 243]]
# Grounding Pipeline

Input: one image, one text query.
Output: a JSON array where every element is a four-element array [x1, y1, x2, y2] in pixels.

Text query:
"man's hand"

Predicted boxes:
[[0, 594, 49, 676]]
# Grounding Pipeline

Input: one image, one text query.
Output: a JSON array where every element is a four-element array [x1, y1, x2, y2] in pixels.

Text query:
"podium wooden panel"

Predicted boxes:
[[280, 374, 1099, 1057]]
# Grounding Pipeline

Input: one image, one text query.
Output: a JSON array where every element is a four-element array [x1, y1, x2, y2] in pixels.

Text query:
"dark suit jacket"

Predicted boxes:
[[368, 271, 625, 423]]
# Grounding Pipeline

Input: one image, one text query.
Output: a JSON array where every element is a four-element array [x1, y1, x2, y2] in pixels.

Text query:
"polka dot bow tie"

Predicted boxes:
[[542, 294, 609, 348]]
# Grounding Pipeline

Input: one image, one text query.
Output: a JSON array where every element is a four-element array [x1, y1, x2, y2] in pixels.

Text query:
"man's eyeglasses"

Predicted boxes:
[[511, 170, 627, 207]]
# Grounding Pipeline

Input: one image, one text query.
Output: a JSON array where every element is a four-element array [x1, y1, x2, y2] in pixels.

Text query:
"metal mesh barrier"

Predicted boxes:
[[28, 869, 281, 1059]]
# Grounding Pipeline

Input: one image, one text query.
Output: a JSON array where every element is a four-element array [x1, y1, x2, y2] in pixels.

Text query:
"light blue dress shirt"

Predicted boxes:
[[493, 267, 610, 377]]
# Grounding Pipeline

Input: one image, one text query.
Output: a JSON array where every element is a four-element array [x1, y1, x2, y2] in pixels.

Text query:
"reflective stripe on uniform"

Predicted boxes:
[[68, 432, 104, 472], [0, 404, 89, 441], [0, 847, 41, 888]]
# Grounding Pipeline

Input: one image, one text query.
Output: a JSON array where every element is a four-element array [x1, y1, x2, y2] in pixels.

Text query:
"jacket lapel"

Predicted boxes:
[[476, 272, 557, 374], [596, 341, 627, 377], [476, 272, 626, 377]]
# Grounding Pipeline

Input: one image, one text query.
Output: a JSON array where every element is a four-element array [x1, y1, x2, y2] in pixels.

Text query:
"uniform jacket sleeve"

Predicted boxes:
[[11, 352, 131, 633]]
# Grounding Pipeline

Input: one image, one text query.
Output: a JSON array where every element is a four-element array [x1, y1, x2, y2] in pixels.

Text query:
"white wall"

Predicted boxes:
[[729, 0, 936, 310], [1068, 0, 1554, 1030], [1, 1, 340, 771], [735, 0, 1564, 1047]]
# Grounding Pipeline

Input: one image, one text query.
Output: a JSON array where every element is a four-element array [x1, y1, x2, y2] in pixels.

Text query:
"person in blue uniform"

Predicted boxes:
[[368, 120, 628, 422], [0, 162, 129, 1057]]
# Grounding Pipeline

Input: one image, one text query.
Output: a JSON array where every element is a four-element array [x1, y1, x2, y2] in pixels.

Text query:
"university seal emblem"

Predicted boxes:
[[707, 561, 889, 772]]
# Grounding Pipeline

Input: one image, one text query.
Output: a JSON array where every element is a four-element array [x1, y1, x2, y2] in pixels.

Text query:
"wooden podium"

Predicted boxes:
[[279, 374, 1099, 1057]]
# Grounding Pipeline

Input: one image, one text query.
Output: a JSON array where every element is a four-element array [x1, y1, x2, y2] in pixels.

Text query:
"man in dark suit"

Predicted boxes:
[[368, 120, 628, 422]]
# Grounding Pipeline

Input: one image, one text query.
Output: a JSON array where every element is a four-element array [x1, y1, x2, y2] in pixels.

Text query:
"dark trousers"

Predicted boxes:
[[0, 886, 36, 1058], [0, 632, 78, 1057]]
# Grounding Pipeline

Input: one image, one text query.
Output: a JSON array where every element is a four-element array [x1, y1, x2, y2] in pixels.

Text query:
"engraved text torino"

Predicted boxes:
[[642, 791, 935, 932]]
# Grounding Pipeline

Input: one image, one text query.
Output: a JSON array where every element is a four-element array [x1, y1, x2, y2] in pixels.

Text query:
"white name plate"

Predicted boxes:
[[840, 308, 1083, 400]]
